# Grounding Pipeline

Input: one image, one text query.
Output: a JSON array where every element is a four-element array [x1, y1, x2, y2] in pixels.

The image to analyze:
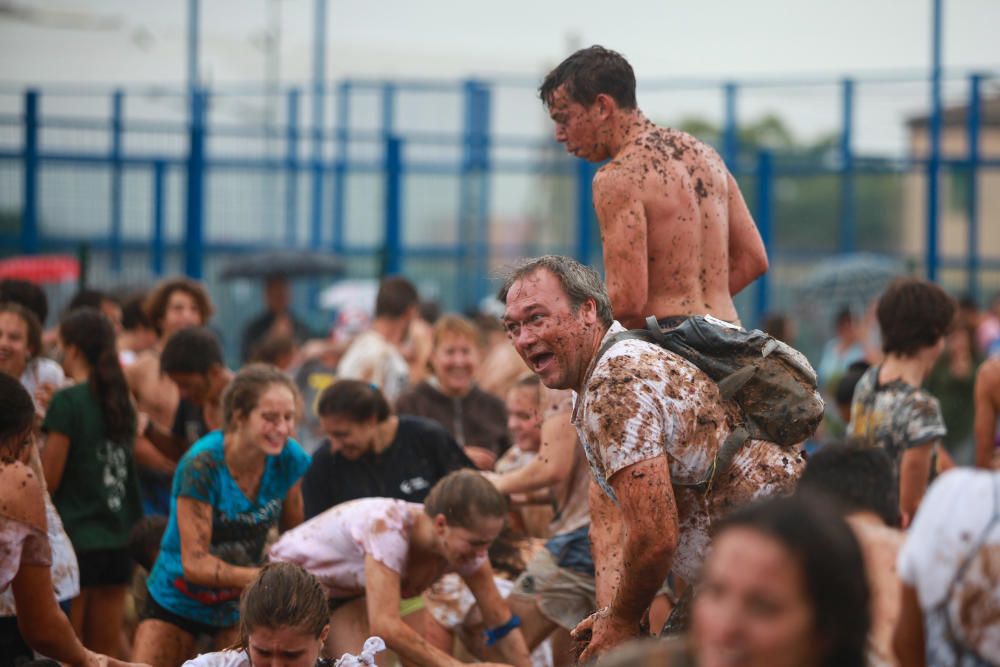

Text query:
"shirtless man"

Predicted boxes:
[[540, 46, 768, 328], [974, 356, 1000, 469], [500, 256, 802, 660], [125, 277, 214, 514]]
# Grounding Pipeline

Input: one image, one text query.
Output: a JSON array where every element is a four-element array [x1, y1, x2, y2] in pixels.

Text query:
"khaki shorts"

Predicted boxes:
[[510, 547, 596, 631]]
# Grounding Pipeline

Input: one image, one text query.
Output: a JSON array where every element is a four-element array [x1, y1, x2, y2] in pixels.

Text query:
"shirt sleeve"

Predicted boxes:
[[581, 347, 674, 482], [0, 519, 52, 588], [897, 470, 969, 591], [352, 502, 411, 574], [174, 451, 219, 505], [40, 386, 74, 436], [902, 392, 947, 449]]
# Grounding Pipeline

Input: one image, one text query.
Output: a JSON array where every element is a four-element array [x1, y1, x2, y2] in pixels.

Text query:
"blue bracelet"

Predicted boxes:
[[484, 614, 521, 646]]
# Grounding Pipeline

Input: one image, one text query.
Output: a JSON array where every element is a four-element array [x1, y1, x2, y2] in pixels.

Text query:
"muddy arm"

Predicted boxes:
[[726, 171, 768, 295]]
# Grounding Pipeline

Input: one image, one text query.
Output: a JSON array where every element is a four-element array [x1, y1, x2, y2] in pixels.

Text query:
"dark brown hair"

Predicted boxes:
[[540, 45, 637, 110], [423, 469, 507, 530], [221, 363, 299, 432], [316, 379, 391, 423], [143, 277, 214, 336], [876, 278, 955, 357], [374, 276, 418, 318], [60, 307, 135, 443], [237, 562, 328, 651], [0, 373, 35, 461]]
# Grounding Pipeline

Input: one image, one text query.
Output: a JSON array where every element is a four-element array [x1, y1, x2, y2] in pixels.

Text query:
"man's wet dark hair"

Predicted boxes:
[[877, 278, 955, 357], [317, 379, 391, 423], [798, 441, 900, 527], [711, 495, 870, 667], [539, 45, 637, 111], [0, 279, 48, 325], [374, 276, 419, 318], [160, 326, 223, 375]]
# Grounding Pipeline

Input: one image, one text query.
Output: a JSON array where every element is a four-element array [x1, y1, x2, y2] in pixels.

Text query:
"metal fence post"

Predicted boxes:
[[21, 89, 39, 255], [310, 0, 326, 249], [110, 89, 124, 273], [460, 79, 492, 309], [966, 73, 981, 300], [723, 82, 739, 167], [285, 88, 300, 246], [575, 160, 595, 264], [926, 0, 943, 281], [151, 160, 166, 276], [382, 135, 402, 276], [754, 150, 773, 325], [332, 80, 350, 253], [839, 78, 855, 253], [184, 87, 206, 279]]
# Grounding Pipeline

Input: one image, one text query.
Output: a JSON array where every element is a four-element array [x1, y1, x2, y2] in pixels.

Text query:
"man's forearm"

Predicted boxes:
[[609, 532, 674, 625]]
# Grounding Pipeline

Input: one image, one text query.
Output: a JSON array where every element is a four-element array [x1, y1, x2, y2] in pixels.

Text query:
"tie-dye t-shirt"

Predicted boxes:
[[572, 322, 804, 583], [147, 431, 310, 628], [269, 497, 487, 599], [847, 365, 946, 483]]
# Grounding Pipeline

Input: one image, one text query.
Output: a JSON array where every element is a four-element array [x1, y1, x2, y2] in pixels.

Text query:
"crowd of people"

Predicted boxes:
[[1, 44, 999, 667]]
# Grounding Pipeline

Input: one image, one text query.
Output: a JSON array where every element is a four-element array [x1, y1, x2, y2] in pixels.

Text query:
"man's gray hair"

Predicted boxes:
[[497, 255, 613, 327]]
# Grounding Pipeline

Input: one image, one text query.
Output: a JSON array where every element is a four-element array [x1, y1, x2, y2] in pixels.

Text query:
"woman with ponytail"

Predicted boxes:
[[42, 307, 143, 658]]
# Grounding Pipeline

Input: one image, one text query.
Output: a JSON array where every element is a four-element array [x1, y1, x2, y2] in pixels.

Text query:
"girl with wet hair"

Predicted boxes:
[[132, 364, 311, 667], [41, 307, 143, 657], [0, 374, 143, 667], [182, 562, 332, 667], [270, 469, 532, 667]]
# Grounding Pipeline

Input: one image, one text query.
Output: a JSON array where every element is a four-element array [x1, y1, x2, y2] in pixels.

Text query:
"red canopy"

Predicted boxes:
[[0, 255, 80, 284]]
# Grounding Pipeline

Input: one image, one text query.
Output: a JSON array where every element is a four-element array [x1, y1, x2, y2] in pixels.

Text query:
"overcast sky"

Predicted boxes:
[[1, 0, 998, 154], [1, 0, 998, 84]]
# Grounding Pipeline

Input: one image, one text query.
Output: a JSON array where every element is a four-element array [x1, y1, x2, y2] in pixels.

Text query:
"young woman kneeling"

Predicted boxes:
[[270, 469, 531, 667]]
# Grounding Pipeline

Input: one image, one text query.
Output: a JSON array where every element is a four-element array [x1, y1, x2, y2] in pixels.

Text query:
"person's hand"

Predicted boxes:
[[572, 607, 640, 663], [464, 445, 498, 471], [136, 411, 150, 439], [34, 382, 56, 415]]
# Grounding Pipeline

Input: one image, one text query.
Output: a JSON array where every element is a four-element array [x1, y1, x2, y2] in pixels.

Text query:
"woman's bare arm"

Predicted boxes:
[[177, 496, 259, 588]]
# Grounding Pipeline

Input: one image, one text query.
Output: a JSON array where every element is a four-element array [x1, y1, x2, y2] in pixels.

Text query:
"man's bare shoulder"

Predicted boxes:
[[976, 357, 1000, 393], [126, 350, 160, 383], [974, 357, 1000, 405]]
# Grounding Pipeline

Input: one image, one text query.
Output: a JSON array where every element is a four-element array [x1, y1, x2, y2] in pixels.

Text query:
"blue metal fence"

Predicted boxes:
[[0, 70, 998, 360]]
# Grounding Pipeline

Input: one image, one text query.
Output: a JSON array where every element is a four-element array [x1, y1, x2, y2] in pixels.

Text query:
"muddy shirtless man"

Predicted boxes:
[[500, 256, 802, 661], [540, 46, 768, 328], [125, 277, 214, 513]]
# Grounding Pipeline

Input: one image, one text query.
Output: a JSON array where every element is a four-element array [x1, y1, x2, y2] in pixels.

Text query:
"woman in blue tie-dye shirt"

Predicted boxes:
[[133, 365, 310, 667]]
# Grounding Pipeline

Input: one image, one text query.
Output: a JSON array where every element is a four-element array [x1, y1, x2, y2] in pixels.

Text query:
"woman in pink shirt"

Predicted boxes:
[[270, 470, 531, 667]]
